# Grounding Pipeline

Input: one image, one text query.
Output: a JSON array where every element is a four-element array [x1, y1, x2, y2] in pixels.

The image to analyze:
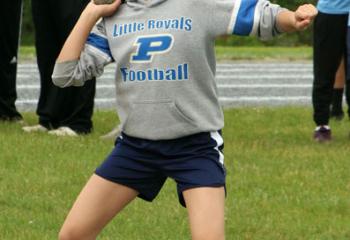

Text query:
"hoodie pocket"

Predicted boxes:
[[123, 99, 198, 140]]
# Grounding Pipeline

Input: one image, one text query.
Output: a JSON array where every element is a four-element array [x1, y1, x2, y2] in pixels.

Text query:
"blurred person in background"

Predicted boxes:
[[330, 58, 347, 120], [22, 0, 96, 136], [347, 11, 350, 126], [0, 0, 23, 122], [312, 0, 350, 142]]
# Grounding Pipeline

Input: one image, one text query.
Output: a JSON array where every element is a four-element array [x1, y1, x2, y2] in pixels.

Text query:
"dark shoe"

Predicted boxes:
[[313, 126, 332, 143]]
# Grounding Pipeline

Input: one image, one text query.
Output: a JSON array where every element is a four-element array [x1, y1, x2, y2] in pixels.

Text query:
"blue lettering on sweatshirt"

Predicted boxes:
[[120, 63, 189, 82], [113, 17, 192, 38]]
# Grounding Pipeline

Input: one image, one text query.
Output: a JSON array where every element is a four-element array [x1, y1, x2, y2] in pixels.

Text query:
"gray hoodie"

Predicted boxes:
[[53, 0, 284, 140]]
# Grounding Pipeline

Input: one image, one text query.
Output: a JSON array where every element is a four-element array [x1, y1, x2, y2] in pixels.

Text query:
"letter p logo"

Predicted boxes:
[[131, 34, 174, 63]]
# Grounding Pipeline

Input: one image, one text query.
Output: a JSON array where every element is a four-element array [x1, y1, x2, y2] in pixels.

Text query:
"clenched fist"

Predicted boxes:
[[293, 4, 318, 31]]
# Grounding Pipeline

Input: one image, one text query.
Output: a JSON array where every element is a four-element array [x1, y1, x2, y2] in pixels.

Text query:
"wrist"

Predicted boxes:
[[276, 10, 298, 33], [291, 13, 298, 30], [82, 3, 102, 23]]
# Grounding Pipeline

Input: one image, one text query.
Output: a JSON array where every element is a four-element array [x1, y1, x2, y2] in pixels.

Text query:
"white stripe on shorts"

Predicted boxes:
[[210, 131, 224, 165]]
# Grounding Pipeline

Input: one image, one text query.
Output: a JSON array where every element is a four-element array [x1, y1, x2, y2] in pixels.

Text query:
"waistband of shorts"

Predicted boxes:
[[120, 130, 222, 143]]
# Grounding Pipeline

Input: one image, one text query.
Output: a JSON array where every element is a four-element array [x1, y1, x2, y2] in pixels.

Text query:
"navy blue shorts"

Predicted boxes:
[[95, 131, 226, 207]]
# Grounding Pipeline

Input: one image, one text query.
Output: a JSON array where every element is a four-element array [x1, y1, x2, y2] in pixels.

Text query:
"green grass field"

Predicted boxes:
[[19, 46, 312, 62], [1, 108, 350, 240]]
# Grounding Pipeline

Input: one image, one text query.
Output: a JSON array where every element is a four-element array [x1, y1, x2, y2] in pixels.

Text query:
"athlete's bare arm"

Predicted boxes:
[[57, 0, 121, 63]]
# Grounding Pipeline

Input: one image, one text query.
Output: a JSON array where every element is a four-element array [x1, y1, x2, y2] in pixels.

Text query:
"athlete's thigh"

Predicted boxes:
[[60, 174, 138, 238], [183, 187, 225, 240]]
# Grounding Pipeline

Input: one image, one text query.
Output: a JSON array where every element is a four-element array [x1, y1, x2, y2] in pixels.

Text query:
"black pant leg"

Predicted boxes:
[[32, 0, 95, 133], [312, 12, 348, 126], [54, 0, 95, 133], [32, 0, 62, 129], [0, 0, 22, 120]]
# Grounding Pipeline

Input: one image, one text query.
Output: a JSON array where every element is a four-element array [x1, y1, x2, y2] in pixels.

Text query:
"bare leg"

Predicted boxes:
[[59, 174, 138, 240], [331, 57, 345, 118], [334, 57, 345, 89], [183, 187, 225, 240]]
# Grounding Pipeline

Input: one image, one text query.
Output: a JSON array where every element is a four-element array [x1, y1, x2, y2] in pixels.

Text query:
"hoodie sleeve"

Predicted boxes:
[[209, 0, 286, 40], [52, 19, 114, 88]]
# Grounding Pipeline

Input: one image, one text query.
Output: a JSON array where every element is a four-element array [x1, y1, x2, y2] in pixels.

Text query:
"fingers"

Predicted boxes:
[[90, 0, 121, 17], [296, 19, 311, 31], [106, 0, 122, 12], [109, 0, 122, 7], [92, 0, 118, 5], [294, 4, 318, 30], [296, 4, 318, 21]]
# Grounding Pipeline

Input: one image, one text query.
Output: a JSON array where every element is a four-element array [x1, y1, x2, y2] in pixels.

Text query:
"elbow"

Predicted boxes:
[[52, 75, 84, 88], [52, 75, 72, 88], [52, 60, 84, 87], [52, 75, 69, 88]]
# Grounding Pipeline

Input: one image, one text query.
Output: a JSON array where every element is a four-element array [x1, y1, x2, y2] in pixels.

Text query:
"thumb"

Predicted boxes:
[[296, 19, 310, 31]]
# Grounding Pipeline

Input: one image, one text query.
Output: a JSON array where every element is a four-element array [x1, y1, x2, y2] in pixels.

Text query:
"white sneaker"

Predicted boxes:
[[48, 127, 78, 137], [22, 124, 48, 133], [100, 125, 121, 140]]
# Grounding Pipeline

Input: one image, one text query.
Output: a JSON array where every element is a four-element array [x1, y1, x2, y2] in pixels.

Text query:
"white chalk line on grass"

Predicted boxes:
[[17, 84, 312, 90], [17, 68, 312, 74], [16, 74, 313, 81], [18, 63, 313, 68], [16, 96, 311, 105]]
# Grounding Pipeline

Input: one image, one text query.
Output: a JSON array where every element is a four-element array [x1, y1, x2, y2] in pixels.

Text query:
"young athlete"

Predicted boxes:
[[53, 1, 317, 239]]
